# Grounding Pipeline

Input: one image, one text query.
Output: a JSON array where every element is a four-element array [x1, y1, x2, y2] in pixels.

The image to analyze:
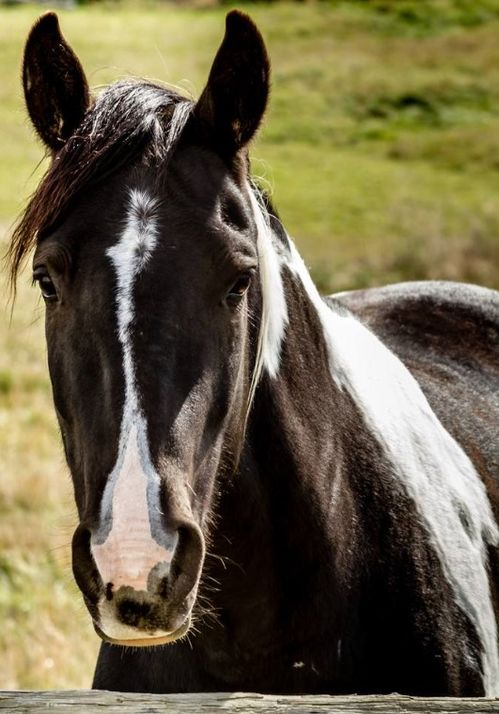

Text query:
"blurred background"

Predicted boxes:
[[2, 0, 499, 690]]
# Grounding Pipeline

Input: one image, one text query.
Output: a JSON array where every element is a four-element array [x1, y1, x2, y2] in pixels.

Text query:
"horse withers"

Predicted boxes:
[[11, 10, 499, 696]]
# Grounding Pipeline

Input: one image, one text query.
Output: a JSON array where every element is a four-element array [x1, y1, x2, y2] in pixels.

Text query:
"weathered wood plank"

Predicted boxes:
[[0, 691, 498, 713]]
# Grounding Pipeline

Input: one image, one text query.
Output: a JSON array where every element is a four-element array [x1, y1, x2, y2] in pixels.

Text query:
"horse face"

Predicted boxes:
[[33, 155, 258, 644], [23, 12, 269, 646]]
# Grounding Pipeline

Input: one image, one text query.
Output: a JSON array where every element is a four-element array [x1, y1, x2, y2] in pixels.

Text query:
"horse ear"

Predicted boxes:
[[195, 10, 270, 155], [22, 12, 90, 151]]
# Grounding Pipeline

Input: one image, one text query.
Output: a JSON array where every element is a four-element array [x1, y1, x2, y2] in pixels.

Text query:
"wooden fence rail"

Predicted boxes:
[[1, 691, 498, 713]]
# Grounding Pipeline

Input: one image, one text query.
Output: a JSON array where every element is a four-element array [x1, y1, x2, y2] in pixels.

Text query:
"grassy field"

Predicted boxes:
[[2, 0, 499, 689]]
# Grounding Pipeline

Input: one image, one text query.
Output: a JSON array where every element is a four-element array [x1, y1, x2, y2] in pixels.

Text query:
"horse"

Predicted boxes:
[[10, 9, 499, 697]]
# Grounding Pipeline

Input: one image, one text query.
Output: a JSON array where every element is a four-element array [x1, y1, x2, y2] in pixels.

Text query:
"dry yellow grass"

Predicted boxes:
[[0, 275, 99, 688]]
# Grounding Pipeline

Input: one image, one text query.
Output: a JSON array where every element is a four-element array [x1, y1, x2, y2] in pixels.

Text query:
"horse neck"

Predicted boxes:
[[204, 229, 363, 650], [200, 217, 499, 693], [245, 227, 358, 527], [209, 219, 499, 691]]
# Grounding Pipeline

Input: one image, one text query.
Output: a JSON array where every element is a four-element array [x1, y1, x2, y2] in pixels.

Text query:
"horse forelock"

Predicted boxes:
[[8, 80, 193, 289]]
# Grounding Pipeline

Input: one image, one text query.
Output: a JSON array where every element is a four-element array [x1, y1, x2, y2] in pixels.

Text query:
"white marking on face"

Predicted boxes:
[[286, 240, 499, 695], [91, 189, 176, 634], [91, 424, 173, 591]]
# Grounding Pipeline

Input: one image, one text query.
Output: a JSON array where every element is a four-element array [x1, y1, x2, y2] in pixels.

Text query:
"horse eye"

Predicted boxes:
[[227, 272, 253, 303], [33, 269, 58, 302]]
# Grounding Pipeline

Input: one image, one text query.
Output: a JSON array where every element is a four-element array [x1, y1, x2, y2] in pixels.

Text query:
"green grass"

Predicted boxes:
[[2, 0, 499, 689]]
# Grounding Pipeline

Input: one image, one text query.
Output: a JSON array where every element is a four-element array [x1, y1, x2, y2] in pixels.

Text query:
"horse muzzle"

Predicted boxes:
[[72, 519, 204, 646]]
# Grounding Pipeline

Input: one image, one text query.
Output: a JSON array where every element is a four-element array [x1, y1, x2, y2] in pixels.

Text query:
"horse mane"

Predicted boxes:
[[8, 80, 193, 289]]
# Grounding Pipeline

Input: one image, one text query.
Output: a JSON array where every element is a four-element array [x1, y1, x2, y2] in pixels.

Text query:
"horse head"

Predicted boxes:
[[17, 10, 273, 647]]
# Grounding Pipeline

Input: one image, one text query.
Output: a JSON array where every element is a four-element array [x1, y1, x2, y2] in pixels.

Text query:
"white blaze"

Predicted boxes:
[[91, 424, 172, 591], [91, 189, 175, 601]]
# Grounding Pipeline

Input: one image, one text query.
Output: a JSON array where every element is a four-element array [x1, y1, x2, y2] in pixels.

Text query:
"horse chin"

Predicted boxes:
[[93, 616, 191, 648]]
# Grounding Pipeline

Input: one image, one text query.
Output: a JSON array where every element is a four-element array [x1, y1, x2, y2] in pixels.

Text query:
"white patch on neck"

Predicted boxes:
[[245, 188, 499, 690], [91, 189, 176, 602], [286, 240, 499, 695]]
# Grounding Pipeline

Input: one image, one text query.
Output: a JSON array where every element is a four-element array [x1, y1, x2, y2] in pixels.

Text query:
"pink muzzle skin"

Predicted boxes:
[[90, 424, 176, 594]]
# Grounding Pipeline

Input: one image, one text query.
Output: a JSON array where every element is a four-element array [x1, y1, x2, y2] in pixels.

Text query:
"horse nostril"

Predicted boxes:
[[169, 560, 182, 588], [167, 522, 204, 604], [157, 574, 169, 599], [105, 582, 114, 601]]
